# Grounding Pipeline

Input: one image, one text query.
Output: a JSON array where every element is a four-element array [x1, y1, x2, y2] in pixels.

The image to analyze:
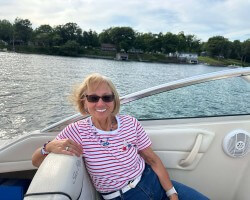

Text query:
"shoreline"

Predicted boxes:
[[2, 49, 249, 67]]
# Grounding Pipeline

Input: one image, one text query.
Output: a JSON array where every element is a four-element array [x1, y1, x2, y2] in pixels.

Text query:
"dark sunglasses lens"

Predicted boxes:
[[102, 95, 114, 102], [87, 95, 100, 102]]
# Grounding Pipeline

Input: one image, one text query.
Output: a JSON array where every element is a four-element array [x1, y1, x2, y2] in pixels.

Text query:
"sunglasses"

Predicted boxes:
[[85, 94, 115, 103]]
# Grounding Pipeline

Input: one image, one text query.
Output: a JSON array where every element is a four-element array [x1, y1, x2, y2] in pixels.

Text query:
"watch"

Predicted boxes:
[[40, 141, 50, 156], [166, 187, 177, 197]]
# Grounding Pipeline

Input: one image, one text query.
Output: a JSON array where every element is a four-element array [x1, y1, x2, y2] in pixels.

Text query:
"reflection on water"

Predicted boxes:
[[0, 52, 227, 139]]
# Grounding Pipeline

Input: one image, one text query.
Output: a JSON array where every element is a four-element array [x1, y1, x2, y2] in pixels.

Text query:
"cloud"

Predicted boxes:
[[0, 0, 249, 41]]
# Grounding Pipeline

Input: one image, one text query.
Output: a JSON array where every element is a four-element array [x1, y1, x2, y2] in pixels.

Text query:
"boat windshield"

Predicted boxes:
[[120, 76, 250, 120]]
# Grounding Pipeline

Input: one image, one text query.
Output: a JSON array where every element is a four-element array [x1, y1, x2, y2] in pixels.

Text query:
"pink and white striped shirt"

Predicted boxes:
[[56, 115, 152, 192]]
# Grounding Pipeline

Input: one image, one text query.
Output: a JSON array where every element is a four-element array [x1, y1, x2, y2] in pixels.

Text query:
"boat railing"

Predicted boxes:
[[41, 67, 250, 133]]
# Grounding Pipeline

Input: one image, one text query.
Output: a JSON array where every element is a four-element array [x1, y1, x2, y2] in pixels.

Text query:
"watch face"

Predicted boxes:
[[41, 147, 49, 155]]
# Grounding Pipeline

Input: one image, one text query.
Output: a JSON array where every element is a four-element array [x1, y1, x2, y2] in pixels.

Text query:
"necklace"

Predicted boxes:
[[110, 120, 115, 131], [92, 117, 116, 132], [89, 117, 133, 152]]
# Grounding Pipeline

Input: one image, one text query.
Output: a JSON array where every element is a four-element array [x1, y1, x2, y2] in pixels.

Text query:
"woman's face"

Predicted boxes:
[[85, 82, 115, 122]]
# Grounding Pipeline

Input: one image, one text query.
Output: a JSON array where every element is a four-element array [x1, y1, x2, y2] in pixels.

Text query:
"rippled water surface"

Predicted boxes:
[[0, 52, 227, 139]]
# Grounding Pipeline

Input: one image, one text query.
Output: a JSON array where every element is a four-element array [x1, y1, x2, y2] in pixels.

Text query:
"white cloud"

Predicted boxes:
[[0, 0, 249, 41]]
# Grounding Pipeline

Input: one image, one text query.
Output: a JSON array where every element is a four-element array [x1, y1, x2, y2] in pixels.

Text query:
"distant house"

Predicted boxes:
[[177, 53, 198, 64], [101, 43, 116, 51], [201, 51, 208, 57], [116, 52, 129, 61], [128, 47, 143, 54], [167, 52, 176, 57], [0, 48, 8, 52], [0, 40, 8, 46], [10, 39, 24, 45]]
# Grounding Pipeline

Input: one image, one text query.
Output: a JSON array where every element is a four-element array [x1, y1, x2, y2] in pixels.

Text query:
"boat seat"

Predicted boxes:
[[24, 153, 97, 200]]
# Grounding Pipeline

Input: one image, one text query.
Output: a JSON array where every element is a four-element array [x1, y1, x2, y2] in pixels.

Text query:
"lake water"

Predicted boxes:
[[0, 52, 227, 139]]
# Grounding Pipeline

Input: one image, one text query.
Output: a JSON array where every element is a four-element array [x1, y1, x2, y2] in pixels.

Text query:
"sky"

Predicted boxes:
[[0, 0, 250, 42]]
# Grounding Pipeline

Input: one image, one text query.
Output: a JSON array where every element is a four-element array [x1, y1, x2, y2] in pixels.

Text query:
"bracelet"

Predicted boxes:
[[166, 186, 177, 197], [40, 141, 51, 156]]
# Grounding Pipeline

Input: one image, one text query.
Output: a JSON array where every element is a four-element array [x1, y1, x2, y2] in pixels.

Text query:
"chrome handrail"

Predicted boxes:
[[42, 67, 250, 132]]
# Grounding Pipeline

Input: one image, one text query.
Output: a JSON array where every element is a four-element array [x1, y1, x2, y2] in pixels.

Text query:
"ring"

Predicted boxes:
[[65, 146, 69, 151]]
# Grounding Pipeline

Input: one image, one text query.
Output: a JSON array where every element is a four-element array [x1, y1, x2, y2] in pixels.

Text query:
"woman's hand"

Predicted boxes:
[[46, 139, 82, 157]]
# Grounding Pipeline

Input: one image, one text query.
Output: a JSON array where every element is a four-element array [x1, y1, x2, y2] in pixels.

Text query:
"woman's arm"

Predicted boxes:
[[32, 138, 82, 167], [139, 146, 178, 200]]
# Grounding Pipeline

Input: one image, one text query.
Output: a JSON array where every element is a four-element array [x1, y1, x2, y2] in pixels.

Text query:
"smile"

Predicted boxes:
[[96, 109, 106, 112]]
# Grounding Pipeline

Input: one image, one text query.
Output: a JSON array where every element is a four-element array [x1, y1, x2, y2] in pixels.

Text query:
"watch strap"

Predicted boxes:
[[166, 186, 177, 197]]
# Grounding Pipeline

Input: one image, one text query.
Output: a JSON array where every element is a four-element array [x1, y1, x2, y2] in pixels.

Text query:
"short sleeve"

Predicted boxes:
[[56, 122, 82, 145], [135, 118, 152, 151]]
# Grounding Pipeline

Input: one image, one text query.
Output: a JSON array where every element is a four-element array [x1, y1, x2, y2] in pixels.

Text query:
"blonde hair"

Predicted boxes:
[[70, 73, 120, 116]]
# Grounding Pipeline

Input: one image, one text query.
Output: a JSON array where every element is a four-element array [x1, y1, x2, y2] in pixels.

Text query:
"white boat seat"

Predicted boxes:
[[24, 153, 96, 200]]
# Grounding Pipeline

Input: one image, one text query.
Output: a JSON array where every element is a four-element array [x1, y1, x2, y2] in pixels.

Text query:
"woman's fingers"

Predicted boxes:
[[46, 139, 82, 157], [63, 144, 82, 157], [66, 139, 82, 156], [68, 139, 82, 152]]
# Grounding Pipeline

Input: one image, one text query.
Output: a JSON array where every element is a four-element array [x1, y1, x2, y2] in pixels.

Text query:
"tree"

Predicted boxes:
[[137, 33, 155, 52], [150, 33, 163, 53], [133, 32, 147, 51], [60, 40, 80, 56], [99, 31, 112, 44], [177, 32, 187, 52], [229, 40, 242, 59], [54, 23, 82, 44], [205, 36, 231, 58], [35, 24, 53, 34], [0, 19, 13, 43], [162, 32, 178, 53], [241, 39, 250, 64], [33, 25, 53, 47], [185, 34, 201, 53], [100, 27, 135, 52], [13, 18, 33, 44], [82, 30, 99, 47]]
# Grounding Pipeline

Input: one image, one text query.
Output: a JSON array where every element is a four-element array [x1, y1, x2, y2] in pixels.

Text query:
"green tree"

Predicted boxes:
[[60, 40, 80, 56], [229, 40, 242, 59], [162, 32, 178, 53], [241, 39, 250, 63], [33, 24, 53, 47], [13, 18, 33, 44], [0, 19, 13, 43], [54, 23, 82, 44], [137, 33, 155, 52], [150, 33, 163, 53], [99, 31, 112, 44], [133, 32, 147, 51], [205, 36, 231, 58], [185, 34, 201, 53], [82, 30, 99, 47], [177, 32, 187, 52], [100, 27, 135, 52]]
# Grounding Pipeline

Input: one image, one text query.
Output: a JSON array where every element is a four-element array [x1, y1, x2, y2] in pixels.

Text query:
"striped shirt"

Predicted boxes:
[[56, 115, 152, 192]]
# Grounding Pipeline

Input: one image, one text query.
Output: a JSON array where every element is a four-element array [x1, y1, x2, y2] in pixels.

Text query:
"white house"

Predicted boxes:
[[116, 53, 129, 61], [177, 53, 198, 64]]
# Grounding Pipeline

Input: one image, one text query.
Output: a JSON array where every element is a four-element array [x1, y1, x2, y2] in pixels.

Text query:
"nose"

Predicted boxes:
[[96, 98, 106, 105]]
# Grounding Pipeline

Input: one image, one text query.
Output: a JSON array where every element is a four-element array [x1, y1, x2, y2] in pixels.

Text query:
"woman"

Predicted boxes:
[[32, 73, 209, 200]]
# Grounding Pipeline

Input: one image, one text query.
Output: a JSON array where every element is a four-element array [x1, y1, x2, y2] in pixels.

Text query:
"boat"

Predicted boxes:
[[0, 67, 250, 200]]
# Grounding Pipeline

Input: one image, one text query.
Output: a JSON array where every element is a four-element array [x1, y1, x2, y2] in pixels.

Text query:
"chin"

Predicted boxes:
[[94, 112, 110, 119]]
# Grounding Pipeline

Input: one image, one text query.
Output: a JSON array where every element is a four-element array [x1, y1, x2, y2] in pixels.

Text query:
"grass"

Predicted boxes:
[[198, 56, 250, 67]]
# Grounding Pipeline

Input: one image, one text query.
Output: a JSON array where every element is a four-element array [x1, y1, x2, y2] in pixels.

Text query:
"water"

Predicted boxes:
[[0, 52, 227, 139]]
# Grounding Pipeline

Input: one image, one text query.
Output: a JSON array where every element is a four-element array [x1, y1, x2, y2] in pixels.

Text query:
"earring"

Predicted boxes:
[[84, 107, 89, 114]]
